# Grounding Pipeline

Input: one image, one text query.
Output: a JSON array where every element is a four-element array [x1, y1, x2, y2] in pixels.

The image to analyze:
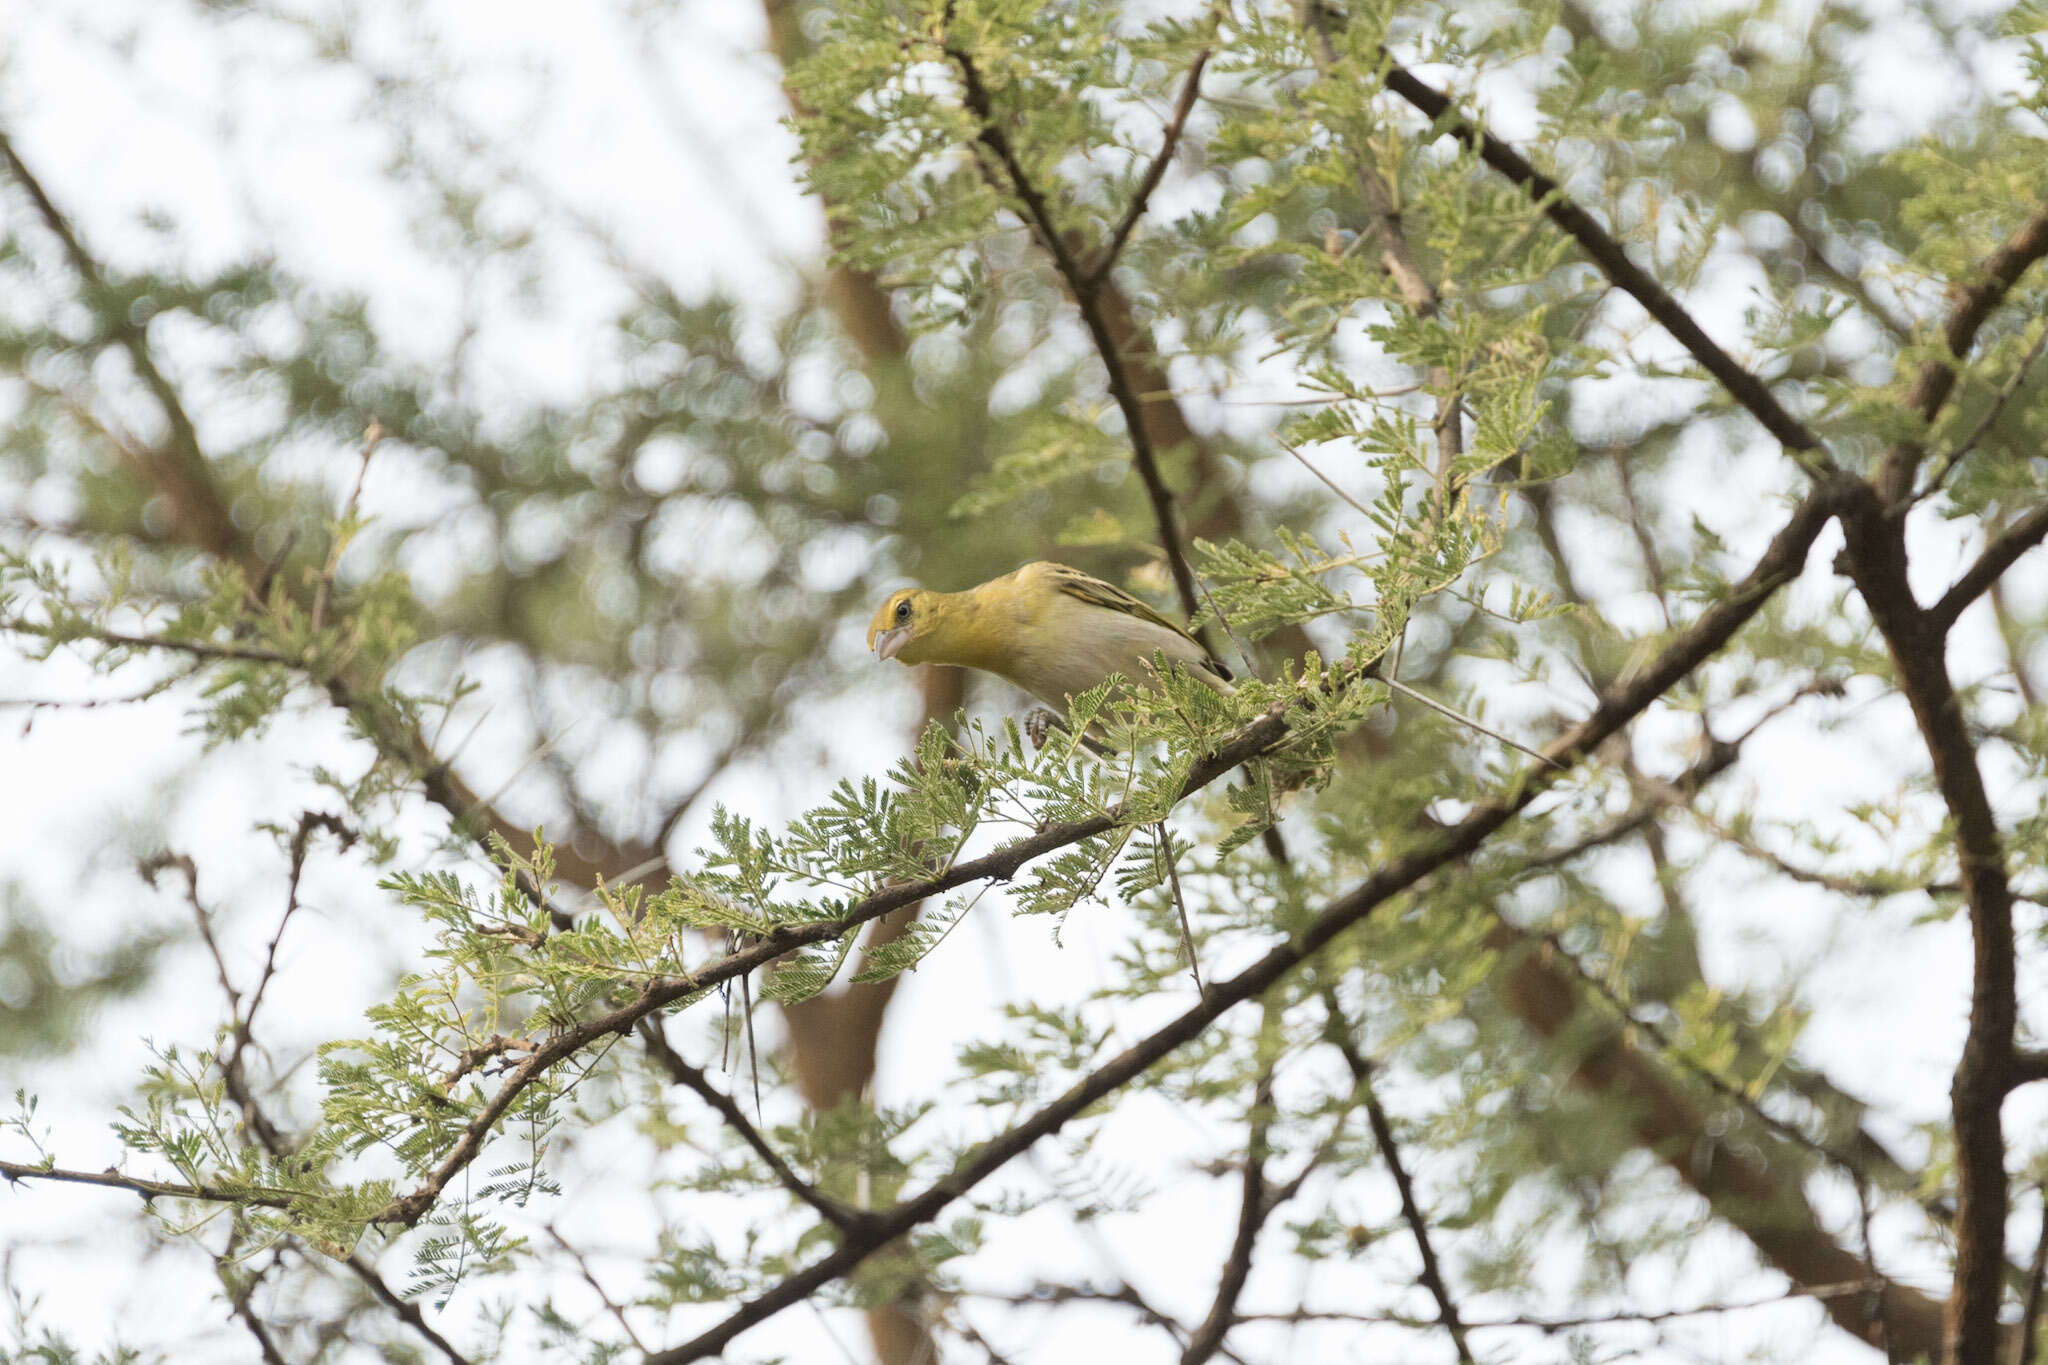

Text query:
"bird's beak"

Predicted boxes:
[[871, 625, 910, 663]]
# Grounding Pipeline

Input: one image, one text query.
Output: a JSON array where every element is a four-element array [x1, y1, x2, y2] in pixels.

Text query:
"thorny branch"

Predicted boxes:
[[1320, 995, 1474, 1365]]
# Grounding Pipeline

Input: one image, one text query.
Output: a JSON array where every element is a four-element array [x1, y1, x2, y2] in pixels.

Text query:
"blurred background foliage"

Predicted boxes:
[[2, 0, 2046, 1362]]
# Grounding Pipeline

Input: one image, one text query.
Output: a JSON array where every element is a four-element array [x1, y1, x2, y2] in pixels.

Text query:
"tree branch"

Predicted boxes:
[[1321, 997, 1474, 1364], [1179, 1047, 1277, 1365], [638, 1022, 872, 1234], [1875, 198, 2048, 504], [341, 1251, 476, 1365], [946, 35, 1212, 636], [378, 692, 1305, 1228], [1089, 47, 1211, 291], [1834, 479, 2017, 1362], [1928, 502, 2048, 633], [1827, 201, 2048, 1362], [1361, 52, 1825, 455], [0, 127, 244, 563], [639, 487, 1838, 1363], [0, 1158, 300, 1209], [1913, 321, 2048, 503]]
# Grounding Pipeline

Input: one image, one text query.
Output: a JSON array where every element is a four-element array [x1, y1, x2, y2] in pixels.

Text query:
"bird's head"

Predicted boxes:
[[866, 588, 939, 665]]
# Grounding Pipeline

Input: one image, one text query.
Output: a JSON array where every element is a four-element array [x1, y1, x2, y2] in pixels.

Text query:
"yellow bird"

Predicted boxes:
[[865, 561, 1233, 713]]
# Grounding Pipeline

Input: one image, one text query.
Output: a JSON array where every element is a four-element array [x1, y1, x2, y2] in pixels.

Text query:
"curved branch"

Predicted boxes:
[[640, 487, 1839, 1363], [1929, 503, 2048, 633], [1360, 53, 1824, 455], [1322, 996, 1473, 1363], [0, 1158, 301, 1210]]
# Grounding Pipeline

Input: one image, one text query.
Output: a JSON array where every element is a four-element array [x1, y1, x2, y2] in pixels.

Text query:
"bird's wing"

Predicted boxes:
[[1046, 565, 1233, 682]]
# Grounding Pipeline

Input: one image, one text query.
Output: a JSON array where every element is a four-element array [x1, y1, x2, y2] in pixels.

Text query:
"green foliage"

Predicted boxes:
[[2, 0, 2046, 1359]]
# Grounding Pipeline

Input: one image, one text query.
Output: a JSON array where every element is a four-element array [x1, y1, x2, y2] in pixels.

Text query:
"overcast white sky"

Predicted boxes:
[[2, 1, 2045, 1362]]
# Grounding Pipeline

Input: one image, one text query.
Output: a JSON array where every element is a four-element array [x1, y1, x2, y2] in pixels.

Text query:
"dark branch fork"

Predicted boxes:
[[944, 34, 1216, 639], [1822, 194, 2048, 1365], [1364, 46, 2048, 1363]]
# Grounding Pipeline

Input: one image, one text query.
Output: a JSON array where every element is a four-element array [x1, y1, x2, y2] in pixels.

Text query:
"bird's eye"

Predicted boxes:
[[895, 600, 911, 622]]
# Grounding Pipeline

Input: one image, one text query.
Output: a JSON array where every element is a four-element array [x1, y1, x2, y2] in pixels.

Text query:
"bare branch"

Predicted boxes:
[[1179, 1051, 1277, 1365], [0, 1157, 301, 1209], [340, 1252, 476, 1365], [976, 1276, 1897, 1335], [548, 1225, 653, 1355], [1089, 47, 1212, 290], [638, 1022, 871, 1234], [1321, 998, 1474, 1363], [1928, 503, 2048, 633]]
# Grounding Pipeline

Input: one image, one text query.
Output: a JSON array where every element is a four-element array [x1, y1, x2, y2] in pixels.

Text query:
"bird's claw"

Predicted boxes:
[[1024, 707, 1059, 750]]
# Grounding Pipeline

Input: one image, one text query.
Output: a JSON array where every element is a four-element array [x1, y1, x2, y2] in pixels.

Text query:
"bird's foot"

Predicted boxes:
[[1024, 707, 1060, 750]]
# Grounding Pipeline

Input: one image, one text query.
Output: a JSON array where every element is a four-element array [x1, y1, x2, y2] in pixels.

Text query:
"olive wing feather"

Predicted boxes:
[[1045, 566, 1233, 682]]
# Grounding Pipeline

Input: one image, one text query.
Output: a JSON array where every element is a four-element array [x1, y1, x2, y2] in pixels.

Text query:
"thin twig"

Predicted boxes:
[[1228, 1276, 1895, 1332], [222, 1254, 290, 1365], [1156, 822, 1206, 1000], [1928, 502, 2048, 632], [1321, 995, 1474, 1363], [638, 1022, 870, 1234], [0, 1158, 301, 1209], [1277, 440, 1374, 520], [547, 1225, 651, 1354], [1529, 924, 1881, 1182], [1912, 321, 2048, 505], [311, 420, 385, 635], [1180, 1049, 1277, 1364], [1089, 46, 1212, 290], [1379, 675, 1561, 769], [341, 1252, 476, 1365]]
